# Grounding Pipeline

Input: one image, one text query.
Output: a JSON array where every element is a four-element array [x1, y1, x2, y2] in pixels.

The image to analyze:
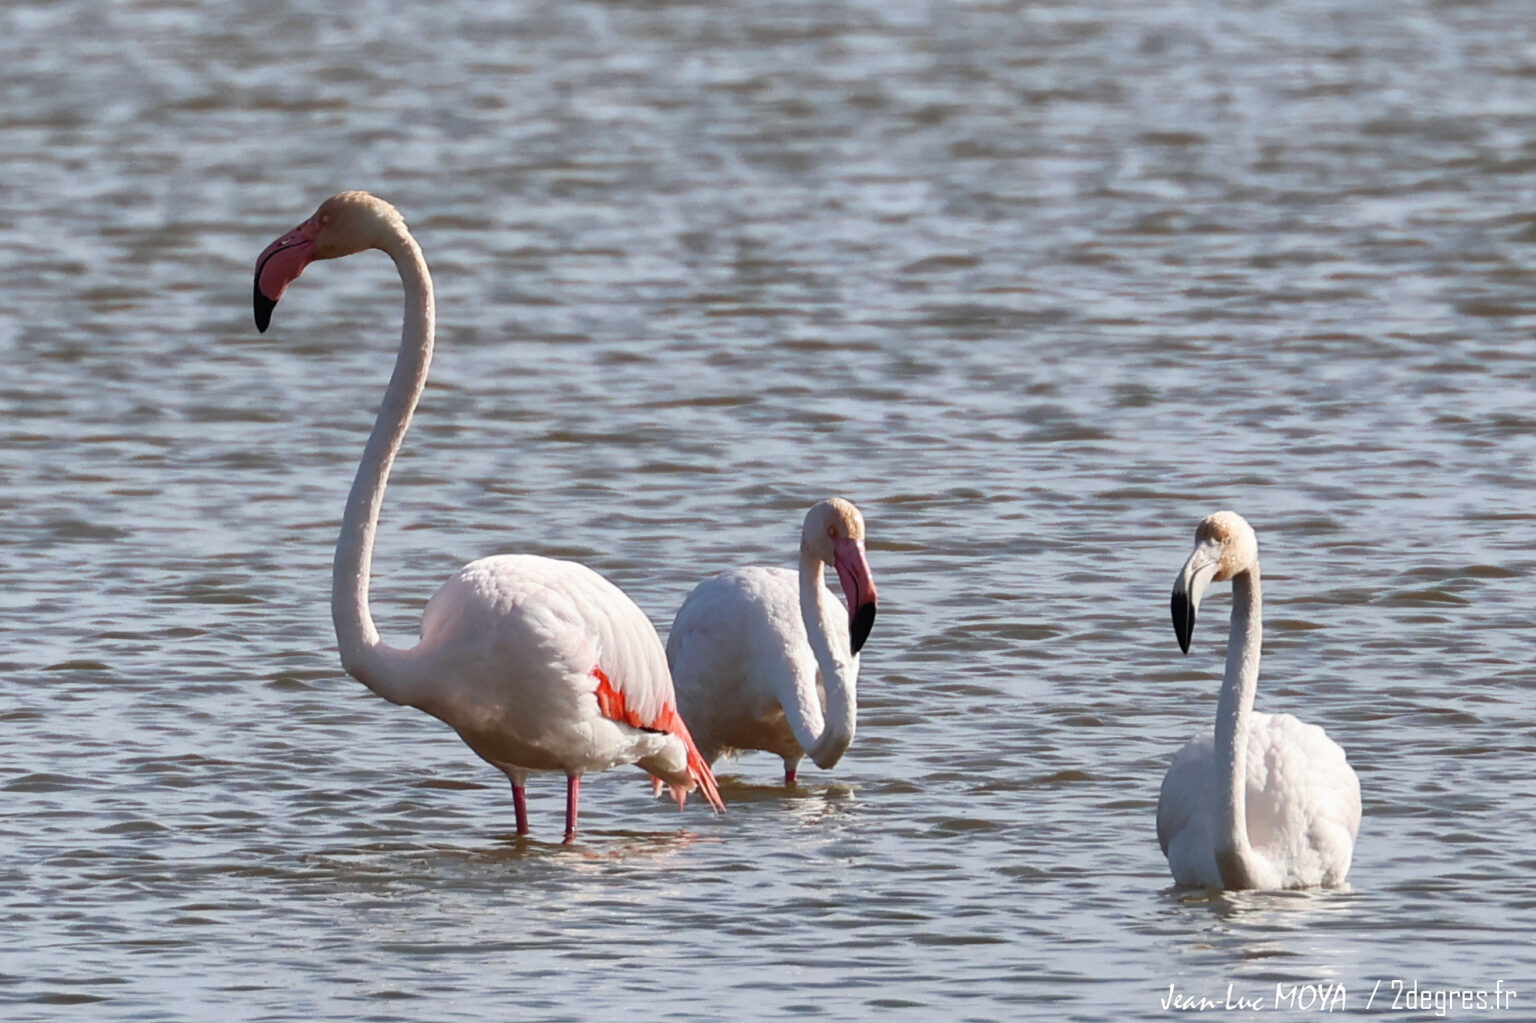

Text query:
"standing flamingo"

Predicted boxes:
[[253, 191, 723, 842], [1157, 511, 1361, 889], [666, 499, 878, 786]]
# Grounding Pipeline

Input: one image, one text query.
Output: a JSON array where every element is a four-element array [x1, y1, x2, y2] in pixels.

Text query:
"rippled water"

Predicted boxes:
[[4, 0, 1536, 1019]]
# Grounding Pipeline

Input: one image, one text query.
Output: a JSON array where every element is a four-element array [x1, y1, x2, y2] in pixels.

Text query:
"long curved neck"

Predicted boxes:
[[331, 227, 435, 707], [1213, 564, 1262, 889], [798, 546, 858, 770]]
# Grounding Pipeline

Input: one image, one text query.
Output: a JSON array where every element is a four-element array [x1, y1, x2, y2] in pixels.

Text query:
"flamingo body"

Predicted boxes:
[[670, 566, 831, 768], [668, 500, 878, 785], [254, 192, 721, 840], [411, 555, 710, 788], [1156, 510, 1360, 889], [1158, 711, 1361, 890]]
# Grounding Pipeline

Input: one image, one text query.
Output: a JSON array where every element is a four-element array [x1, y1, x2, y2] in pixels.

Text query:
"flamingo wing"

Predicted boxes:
[[414, 555, 721, 810], [668, 567, 823, 759], [530, 557, 726, 813], [1157, 712, 1360, 888], [1243, 712, 1361, 886], [1156, 733, 1220, 886]]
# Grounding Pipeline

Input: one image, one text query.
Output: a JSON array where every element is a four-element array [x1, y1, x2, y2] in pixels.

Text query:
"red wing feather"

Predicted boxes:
[[593, 668, 725, 812]]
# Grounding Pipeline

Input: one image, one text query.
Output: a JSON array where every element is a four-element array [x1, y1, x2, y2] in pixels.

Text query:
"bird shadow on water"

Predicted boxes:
[[297, 828, 710, 888], [478, 828, 708, 865], [296, 779, 861, 884], [712, 776, 857, 802], [711, 776, 864, 832]]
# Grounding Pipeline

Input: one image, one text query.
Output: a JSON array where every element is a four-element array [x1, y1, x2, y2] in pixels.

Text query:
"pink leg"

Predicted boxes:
[[784, 765, 797, 787], [563, 774, 581, 844], [511, 780, 529, 835]]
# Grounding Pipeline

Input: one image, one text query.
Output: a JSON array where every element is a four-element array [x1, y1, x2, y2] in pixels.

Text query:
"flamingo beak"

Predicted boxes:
[[832, 537, 878, 655], [253, 216, 322, 333], [1171, 540, 1221, 654]]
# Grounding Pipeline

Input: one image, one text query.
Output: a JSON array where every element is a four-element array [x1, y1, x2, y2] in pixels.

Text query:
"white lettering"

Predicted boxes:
[[1225, 983, 1262, 1011], [1275, 982, 1344, 1011], [1162, 983, 1219, 1012], [1380, 980, 1517, 1015]]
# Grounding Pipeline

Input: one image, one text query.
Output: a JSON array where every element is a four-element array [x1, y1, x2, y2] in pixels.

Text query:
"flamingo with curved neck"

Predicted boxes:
[[253, 191, 723, 842], [1157, 511, 1361, 889], [666, 499, 878, 785]]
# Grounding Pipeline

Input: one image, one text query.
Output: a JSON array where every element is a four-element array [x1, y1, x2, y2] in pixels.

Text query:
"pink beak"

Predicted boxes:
[[832, 537, 878, 654], [253, 216, 322, 332]]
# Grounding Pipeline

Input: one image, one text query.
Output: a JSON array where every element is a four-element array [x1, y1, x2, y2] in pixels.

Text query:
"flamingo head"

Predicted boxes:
[[1171, 510, 1258, 653], [254, 191, 407, 332], [801, 497, 879, 655]]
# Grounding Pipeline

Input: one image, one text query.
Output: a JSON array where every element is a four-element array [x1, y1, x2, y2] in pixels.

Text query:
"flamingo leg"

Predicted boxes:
[[563, 774, 581, 843], [511, 779, 529, 835]]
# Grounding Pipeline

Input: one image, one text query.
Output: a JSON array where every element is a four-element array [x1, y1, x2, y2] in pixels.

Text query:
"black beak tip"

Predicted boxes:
[[1171, 591, 1194, 654], [849, 602, 877, 655], [254, 282, 276, 333]]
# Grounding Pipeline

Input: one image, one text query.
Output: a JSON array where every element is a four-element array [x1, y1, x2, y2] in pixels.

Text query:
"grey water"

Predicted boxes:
[[2, 0, 1535, 1019]]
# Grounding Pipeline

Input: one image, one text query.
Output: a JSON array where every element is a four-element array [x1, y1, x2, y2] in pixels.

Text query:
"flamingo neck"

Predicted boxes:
[[331, 225, 435, 707], [799, 546, 858, 770], [1213, 564, 1262, 889]]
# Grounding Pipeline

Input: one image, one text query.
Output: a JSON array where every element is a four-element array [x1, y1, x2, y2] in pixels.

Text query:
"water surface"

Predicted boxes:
[[2, 1, 1535, 1019]]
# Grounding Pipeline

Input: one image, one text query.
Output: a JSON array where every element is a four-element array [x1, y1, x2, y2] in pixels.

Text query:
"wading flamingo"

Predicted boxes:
[[667, 499, 878, 786], [253, 191, 723, 842], [1157, 511, 1360, 889]]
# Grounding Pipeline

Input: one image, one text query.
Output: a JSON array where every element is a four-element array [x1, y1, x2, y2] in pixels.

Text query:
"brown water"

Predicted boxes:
[[2, 1, 1535, 1019]]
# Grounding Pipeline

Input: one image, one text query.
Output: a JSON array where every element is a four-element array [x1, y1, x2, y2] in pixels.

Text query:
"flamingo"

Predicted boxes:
[[1157, 511, 1361, 889], [666, 499, 878, 786], [252, 191, 723, 842]]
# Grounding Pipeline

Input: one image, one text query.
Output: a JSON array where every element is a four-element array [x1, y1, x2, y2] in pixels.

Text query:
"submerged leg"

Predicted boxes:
[[563, 774, 581, 843]]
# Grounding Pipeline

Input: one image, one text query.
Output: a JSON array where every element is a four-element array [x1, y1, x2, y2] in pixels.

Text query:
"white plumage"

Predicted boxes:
[[411, 555, 689, 778], [668, 499, 878, 785], [254, 192, 722, 841], [1157, 511, 1361, 890], [1158, 711, 1361, 889]]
